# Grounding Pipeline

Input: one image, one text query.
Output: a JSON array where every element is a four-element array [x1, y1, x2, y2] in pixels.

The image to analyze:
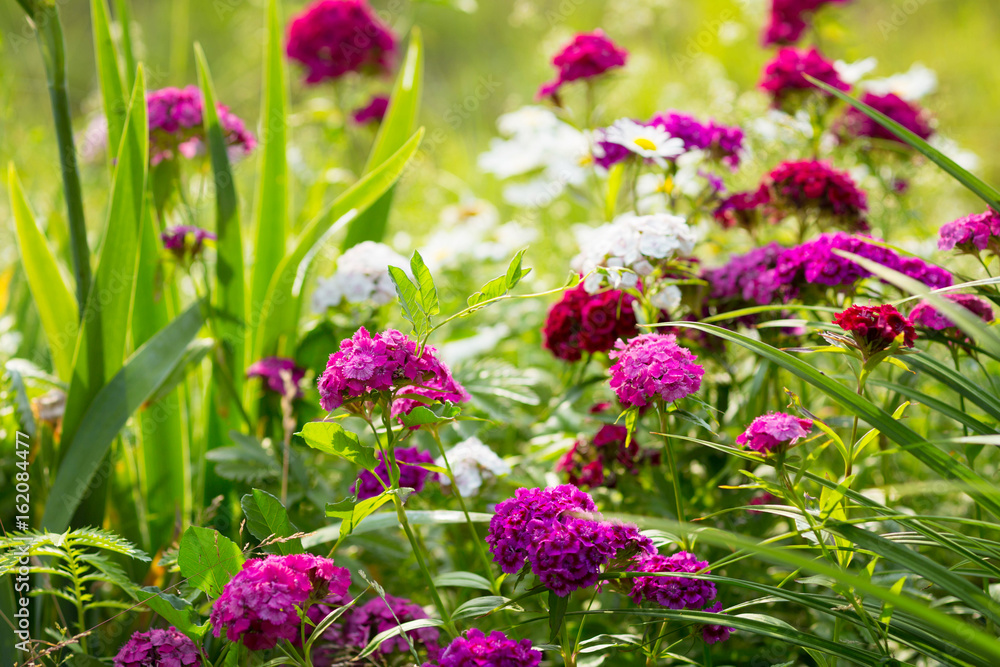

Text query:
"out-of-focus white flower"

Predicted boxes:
[[572, 212, 697, 293], [602, 119, 685, 167], [440, 198, 500, 229], [478, 106, 589, 207], [311, 241, 407, 312], [650, 284, 682, 312], [834, 57, 878, 85], [436, 436, 512, 496], [861, 63, 938, 101], [929, 135, 980, 172], [749, 109, 814, 143], [420, 207, 538, 272]]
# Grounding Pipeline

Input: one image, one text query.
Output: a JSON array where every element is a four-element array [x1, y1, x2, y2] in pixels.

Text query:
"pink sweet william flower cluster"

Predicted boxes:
[[314, 594, 441, 664], [355, 446, 436, 500], [247, 356, 306, 398], [840, 92, 934, 143], [422, 628, 541, 667], [834, 304, 916, 356], [938, 209, 1000, 255], [352, 94, 390, 125], [609, 334, 704, 408], [763, 0, 852, 46], [286, 0, 396, 84], [485, 485, 655, 596], [113, 626, 202, 667], [318, 328, 459, 411], [759, 47, 849, 107], [391, 360, 470, 426], [765, 160, 868, 231], [537, 30, 628, 100], [737, 412, 814, 454], [161, 225, 216, 261], [909, 294, 994, 333], [147, 86, 256, 165], [209, 554, 350, 651]]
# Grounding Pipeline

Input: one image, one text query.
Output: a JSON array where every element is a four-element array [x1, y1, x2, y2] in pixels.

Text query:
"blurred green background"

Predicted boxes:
[[1, 0, 998, 263]]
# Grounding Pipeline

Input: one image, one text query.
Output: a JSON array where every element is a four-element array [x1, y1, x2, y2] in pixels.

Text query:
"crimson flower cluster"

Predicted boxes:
[[113, 626, 202, 667], [247, 356, 306, 398], [737, 412, 814, 454], [763, 0, 852, 46], [833, 304, 916, 357], [209, 554, 351, 651], [286, 0, 396, 84], [422, 628, 542, 667], [352, 94, 390, 125], [355, 446, 436, 500], [765, 160, 868, 231], [557, 423, 658, 489], [318, 328, 458, 411], [938, 209, 1000, 255], [840, 92, 934, 143], [147, 86, 256, 165], [608, 334, 704, 408], [537, 30, 628, 99], [161, 225, 216, 261], [759, 47, 849, 107], [713, 187, 771, 230], [909, 294, 995, 333], [543, 283, 638, 362]]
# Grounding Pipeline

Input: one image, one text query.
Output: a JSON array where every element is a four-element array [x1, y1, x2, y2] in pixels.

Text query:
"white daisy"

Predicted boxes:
[[603, 119, 686, 166]]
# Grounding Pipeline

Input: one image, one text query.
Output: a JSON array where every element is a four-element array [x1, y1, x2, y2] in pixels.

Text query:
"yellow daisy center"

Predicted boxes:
[[633, 137, 657, 151]]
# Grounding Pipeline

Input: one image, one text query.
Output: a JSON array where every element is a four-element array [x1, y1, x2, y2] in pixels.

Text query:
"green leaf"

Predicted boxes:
[[388, 265, 428, 337], [7, 166, 78, 381], [325, 490, 396, 541], [452, 595, 513, 620], [410, 250, 439, 316], [297, 421, 377, 471], [253, 129, 424, 361], [178, 526, 244, 598], [41, 302, 205, 533], [399, 405, 454, 429], [61, 66, 148, 459], [548, 590, 569, 643], [433, 571, 493, 591], [343, 28, 424, 248], [249, 0, 289, 363], [670, 321, 1000, 520], [467, 250, 531, 307], [240, 489, 303, 555], [807, 76, 1000, 211], [879, 577, 907, 626], [140, 586, 206, 641], [90, 0, 127, 159]]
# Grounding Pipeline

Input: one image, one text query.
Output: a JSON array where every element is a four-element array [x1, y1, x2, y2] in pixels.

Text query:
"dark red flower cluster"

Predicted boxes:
[[352, 94, 390, 125], [286, 0, 396, 84], [713, 187, 771, 230], [557, 424, 658, 489], [763, 0, 852, 46], [766, 160, 868, 231], [833, 304, 916, 355], [537, 30, 628, 99], [759, 47, 849, 107], [840, 92, 934, 143], [543, 284, 638, 362]]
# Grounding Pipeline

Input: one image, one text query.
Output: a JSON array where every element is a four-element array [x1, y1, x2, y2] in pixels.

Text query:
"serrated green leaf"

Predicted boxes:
[[388, 265, 427, 336], [140, 586, 206, 641], [240, 489, 303, 555], [297, 421, 377, 471], [410, 250, 439, 316], [178, 526, 244, 598]]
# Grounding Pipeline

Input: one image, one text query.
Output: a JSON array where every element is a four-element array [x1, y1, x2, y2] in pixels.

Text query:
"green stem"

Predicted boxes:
[[657, 404, 687, 548]]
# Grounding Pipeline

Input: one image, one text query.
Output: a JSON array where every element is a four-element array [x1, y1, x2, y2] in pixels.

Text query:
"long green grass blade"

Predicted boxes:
[[111, 0, 137, 87], [808, 76, 1000, 211], [248, 0, 289, 374], [8, 166, 79, 381], [342, 28, 424, 249], [670, 322, 1000, 519], [91, 0, 127, 155], [869, 379, 995, 435], [254, 129, 424, 359], [42, 302, 206, 533]]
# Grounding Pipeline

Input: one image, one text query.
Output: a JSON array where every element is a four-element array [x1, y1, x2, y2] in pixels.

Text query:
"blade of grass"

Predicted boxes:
[[91, 0, 127, 156]]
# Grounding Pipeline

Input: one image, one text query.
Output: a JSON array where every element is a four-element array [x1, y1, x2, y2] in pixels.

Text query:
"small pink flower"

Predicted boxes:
[[737, 413, 813, 454], [759, 47, 849, 107], [938, 209, 1000, 254], [537, 30, 628, 100], [910, 294, 994, 332], [352, 94, 390, 124], [247, 356, 305, 398], [608, 334, 704, 408]]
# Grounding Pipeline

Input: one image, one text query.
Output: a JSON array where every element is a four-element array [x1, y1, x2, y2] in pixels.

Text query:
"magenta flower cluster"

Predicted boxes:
[[765, 160, 868, 231], [543, 283, 639, 362], [209, 554, 350, 651], [537, 29, 628, 99], [763, 0, 852, 46], [485, 485, 655, 596], [841, 92, 934, 143], [910, 294, 994, 332], [737, 413, 814, 454], [759, 47, 849, 106], [352, 94, 390, 125], [713, 187, 771, 230], [286, 0, 396, 84], [314, 594, 441, 664], [318, 328, 457, 411], [114, 626, 202, 667], [391, 360, 470, 426], [938, 209, 1000, 255], [355, 446, 436, 500], [608, 334, 705, 408], [423, 628, 542, 667], [161, 225, 216, 261], [147, 86, 256, 165], [594, 112, 744, 170], [247, 356, 306, 398]]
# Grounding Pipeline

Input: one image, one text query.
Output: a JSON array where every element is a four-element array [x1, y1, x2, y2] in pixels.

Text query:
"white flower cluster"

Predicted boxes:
[[420, 199, 538, 272], [571, 212, 697, 293], [311, 241, 407, 312], [834, 58, 938, 101], [436, 436, 512, 496], [478, 106, 589, 207]]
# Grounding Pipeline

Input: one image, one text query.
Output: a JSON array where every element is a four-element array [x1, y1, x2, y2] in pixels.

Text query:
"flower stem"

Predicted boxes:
[[657, 405, 687, 547]]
